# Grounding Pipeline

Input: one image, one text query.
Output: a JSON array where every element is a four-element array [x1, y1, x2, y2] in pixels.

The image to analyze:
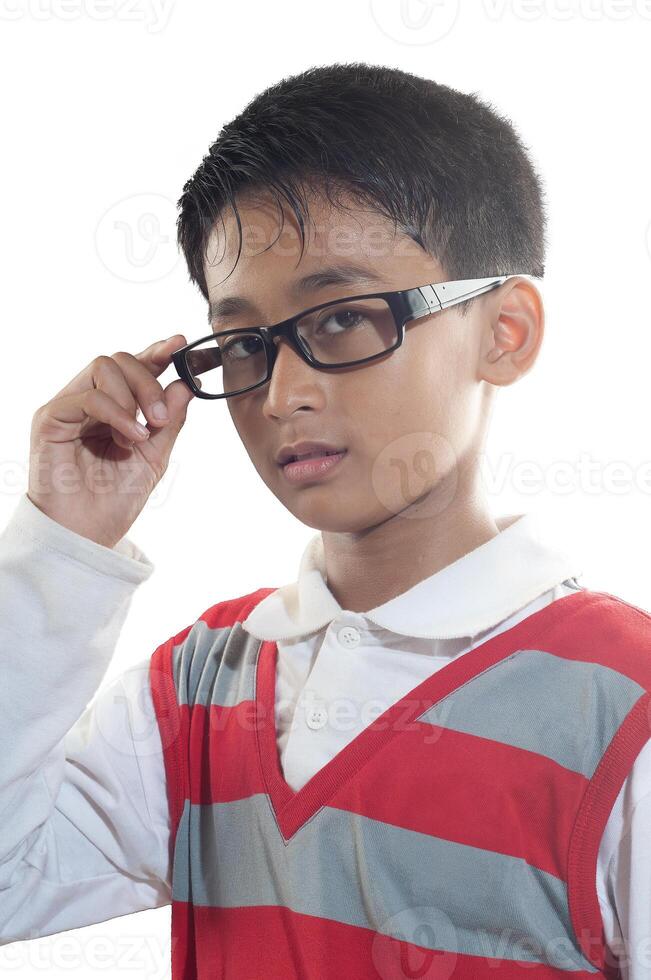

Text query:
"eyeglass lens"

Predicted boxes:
[[185, 297, 397, 397]]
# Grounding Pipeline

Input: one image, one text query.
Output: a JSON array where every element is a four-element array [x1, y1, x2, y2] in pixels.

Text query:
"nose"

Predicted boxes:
[[262, 333, 323, 419], [269, 332, 304, 367]]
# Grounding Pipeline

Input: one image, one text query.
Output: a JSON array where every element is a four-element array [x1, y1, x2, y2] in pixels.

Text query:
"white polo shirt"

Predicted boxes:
[[0, 494, 647, 976]]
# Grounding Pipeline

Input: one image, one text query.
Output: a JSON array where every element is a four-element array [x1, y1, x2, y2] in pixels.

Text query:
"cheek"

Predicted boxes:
[[357, 341, 452, 434], [350, 348, 464, 499]]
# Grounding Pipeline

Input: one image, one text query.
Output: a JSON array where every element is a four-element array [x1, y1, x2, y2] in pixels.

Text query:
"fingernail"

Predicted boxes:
[[151, 400, 169, 420], [133, 421, 150, 439]]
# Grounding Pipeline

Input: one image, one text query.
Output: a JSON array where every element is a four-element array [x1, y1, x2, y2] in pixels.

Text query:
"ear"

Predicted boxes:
[[479, 276, 544, 387]]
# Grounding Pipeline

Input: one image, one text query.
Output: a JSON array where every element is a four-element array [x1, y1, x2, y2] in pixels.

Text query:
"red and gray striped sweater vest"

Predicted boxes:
[[149, 584, 651, 979]]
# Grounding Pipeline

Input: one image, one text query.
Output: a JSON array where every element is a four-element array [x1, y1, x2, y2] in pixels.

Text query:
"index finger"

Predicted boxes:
[[48, 335, 188, 403], [135, 334, 188, 376]]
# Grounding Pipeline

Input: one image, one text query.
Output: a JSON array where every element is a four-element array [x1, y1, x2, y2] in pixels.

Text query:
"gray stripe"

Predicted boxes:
[[418, 648, 644, 779], [171, 620, 259, 707], [171, 796, 597, 972]]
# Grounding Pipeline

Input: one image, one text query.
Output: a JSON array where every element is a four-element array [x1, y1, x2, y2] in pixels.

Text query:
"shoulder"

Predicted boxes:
[[557, 587, 651, 689], [575, 588, 651, 642], [148, 586, 276, 672]]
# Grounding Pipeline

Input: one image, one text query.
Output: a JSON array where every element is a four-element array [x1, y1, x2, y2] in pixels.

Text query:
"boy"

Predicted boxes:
[[1, 62, 650, 978]]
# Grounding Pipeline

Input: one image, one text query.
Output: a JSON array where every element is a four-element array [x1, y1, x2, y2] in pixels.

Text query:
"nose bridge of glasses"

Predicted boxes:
[[264, 321, 309, 364]]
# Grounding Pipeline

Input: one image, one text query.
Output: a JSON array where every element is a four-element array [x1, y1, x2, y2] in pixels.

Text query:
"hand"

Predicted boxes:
[[27, 335, 196, 548]]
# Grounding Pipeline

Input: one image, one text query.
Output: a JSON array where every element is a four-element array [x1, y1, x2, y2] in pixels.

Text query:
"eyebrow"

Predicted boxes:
[[206, 263, 385, 325]]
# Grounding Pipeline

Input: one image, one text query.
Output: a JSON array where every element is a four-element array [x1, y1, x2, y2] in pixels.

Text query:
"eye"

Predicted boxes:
[[316, 308, 366, 334], [220, 335, 261, 360]]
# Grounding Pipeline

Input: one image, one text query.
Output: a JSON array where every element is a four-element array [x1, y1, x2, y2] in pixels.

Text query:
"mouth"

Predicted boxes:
[[276, 441, 348, 466], [282, 449, 344, 464], [278, 448, 349, 484]]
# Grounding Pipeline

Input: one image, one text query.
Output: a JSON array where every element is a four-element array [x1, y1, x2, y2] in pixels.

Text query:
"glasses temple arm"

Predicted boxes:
[[418, 277, 510, 312]]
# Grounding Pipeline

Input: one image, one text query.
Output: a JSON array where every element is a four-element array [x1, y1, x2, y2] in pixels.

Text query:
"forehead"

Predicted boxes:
[[203, 186, 433, 309]]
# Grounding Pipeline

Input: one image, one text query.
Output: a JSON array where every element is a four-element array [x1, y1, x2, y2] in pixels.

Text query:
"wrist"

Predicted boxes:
[[8, 493, 154, 584]]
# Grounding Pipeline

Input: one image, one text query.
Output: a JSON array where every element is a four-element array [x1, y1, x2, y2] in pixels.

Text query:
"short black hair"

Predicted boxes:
[[176, 62, 547, 317]]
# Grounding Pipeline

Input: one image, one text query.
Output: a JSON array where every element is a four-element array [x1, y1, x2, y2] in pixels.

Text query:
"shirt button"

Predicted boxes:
[[306, 703, 328, 730], [337, 625, 361, 648]]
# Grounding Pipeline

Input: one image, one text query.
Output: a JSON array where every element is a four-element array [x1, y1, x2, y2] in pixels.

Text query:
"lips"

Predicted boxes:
[[276, 441, 347, 466], [285, 449, 341, 463]]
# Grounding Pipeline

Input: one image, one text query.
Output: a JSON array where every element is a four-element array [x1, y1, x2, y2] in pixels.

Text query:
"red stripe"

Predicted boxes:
[[330, 722, 586, 881], [196, 588, 278, 631], [184, 702, 585, 881], [147, 588, 277, 845], [168, 903, 599, 979], [536, 590, 651, 684], [568, 692, 651, 976], [186, 700, 266, 803], [169, 900, 198, 979], [149, 631, 193, 841]]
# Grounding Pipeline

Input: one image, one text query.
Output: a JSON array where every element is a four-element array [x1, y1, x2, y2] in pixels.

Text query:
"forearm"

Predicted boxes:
[[0, 492, 168, 943], [0, 492, 153, 804]]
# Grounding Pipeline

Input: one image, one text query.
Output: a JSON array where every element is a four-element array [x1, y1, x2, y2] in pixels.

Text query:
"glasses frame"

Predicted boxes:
[[170, 275, 514, 400]]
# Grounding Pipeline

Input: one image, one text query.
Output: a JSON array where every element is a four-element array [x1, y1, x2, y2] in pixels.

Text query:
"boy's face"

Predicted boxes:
[[203, 188, 498, 534]]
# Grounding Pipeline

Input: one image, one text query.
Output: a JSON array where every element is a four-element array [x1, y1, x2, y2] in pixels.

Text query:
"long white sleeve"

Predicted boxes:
[[2, 489, 648, 970], [0, 493, 171, 945]]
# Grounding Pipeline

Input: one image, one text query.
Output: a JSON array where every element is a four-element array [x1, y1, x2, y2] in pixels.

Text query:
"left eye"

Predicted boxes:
[[318, 310, 364, 333]]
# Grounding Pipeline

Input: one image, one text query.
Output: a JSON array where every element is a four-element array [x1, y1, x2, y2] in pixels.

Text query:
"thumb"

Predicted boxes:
[[144, 378, 196, 455], [164, 377, 196, 422]]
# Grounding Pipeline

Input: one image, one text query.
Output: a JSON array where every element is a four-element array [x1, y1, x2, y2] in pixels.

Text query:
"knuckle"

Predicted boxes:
[[139, 361, 159, 384], [93, 354, 114, 371], [138, 375, 166, 410], [32, 406, 59, 437], [148, 382, 166, 404], [32, 403, 47, 420], [81, 387, 105, 411], [31, 407, 47, 432], [113, 354, 161, 403]]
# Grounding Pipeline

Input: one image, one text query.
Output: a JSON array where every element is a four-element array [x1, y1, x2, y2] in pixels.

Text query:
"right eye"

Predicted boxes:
[[221, 336, 261, 360]]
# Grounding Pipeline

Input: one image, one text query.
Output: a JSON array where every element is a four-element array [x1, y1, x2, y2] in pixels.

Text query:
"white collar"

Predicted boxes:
[[242, 509, 584, 642]]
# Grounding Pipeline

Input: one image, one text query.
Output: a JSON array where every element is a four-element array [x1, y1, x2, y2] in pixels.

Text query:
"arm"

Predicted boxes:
[[0, 492, 171, 944]]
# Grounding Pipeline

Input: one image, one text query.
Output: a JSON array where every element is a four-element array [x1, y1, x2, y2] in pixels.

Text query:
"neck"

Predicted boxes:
[[320, 463, 500, 614]]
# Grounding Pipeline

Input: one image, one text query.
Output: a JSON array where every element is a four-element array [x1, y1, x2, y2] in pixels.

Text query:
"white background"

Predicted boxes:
[[1, 0, 651, 976]]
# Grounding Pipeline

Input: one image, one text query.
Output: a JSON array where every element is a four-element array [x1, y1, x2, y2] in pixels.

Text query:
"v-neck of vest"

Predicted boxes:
[[254, 587, 597, 842]]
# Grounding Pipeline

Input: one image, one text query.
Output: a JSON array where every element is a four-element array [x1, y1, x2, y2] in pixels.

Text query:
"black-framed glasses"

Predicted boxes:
[[170, 276, 517, 400]]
